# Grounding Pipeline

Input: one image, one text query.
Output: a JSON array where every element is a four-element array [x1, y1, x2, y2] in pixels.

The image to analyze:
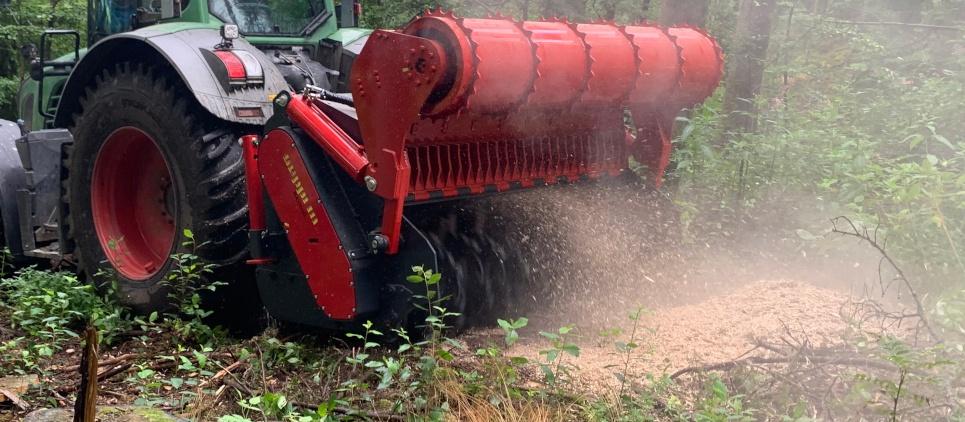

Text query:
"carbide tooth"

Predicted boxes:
[[516, 19, 539, 109], [665, 27, 685, 94], [569, 21, 593, 105], [617, 24, 638, 104], [457, 18, 481, 112]]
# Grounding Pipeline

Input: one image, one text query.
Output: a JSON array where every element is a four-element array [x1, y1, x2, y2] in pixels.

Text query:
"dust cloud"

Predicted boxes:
[[461, 180, 890, 392], [479, 180, 876, 329]]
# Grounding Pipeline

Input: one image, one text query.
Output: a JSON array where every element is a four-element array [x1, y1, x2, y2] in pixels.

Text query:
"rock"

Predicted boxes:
[[96, 406, 188, 422], [23, 408, 71, 422], [22, 406, 186, 422], [0, 374, 40, 397]]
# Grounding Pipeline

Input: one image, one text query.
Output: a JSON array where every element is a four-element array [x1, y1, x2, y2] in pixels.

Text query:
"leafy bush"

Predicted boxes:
[[0, 268, 126, 339], [161, 229, 226, 345], [0, 0, 88, 119], [0, 268, 129, 373]]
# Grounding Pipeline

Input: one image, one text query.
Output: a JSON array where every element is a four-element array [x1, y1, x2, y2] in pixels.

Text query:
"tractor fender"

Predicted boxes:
[[53, 26, 289, 128], [0, 120, 25, 256]]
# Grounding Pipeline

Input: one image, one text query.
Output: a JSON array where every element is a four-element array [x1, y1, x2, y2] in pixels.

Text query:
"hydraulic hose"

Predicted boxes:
[[305, 85, 355, 107]]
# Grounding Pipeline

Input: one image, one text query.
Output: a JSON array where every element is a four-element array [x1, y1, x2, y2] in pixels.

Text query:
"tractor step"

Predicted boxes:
[[14, 129, 72, 258]]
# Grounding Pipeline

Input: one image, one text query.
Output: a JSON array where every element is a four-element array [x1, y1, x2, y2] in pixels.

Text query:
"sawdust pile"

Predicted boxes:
[[465, 280, 850, 394]]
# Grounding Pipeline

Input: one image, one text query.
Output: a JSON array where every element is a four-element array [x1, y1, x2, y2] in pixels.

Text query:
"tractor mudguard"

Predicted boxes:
[[53, 26, 289, 128], [0, 120, 26, 256]]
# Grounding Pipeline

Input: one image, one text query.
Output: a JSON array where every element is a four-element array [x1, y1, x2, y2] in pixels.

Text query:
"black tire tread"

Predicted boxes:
[[65, 62, 250, 310]]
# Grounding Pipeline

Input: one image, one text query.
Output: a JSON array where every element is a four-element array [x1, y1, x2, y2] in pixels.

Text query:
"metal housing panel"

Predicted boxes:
[[258, 127, 357, 320]]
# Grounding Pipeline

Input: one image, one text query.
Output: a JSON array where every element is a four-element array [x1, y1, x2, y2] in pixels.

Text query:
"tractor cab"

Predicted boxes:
[[90, 0, 355, 43], [20, 0, 364, 132]]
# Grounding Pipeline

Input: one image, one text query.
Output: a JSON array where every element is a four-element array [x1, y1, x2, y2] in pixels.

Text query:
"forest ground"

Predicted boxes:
[[3, 187, 943, 421]]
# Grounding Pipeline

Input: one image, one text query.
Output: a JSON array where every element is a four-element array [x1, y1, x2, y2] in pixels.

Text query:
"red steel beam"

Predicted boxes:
[[286, 95, 370, 181]]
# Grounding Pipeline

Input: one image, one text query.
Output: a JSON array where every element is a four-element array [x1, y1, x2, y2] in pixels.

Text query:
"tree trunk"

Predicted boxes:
[[721, 0, 778, 139], [803, 0, 829, 15], [886, 0, 924, 23], [600, 0, 616, 21], [659, 0, 709, 26], [540, 0, 558, 18]]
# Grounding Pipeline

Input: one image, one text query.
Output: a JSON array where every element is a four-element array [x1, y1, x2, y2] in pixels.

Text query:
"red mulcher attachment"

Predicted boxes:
[[346, 11, 721, 254], [247, 11, 722, 325]]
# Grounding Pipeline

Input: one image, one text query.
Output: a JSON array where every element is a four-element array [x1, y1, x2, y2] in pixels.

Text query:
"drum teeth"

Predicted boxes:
[[424, 7, 457, 19]]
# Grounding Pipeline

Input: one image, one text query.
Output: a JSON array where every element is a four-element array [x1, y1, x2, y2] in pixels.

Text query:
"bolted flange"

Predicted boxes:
[[364, 175, 378, 191], [369, 234, 389, 252]]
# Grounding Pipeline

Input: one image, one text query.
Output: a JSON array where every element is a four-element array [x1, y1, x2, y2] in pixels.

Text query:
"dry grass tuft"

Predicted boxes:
[[434, 376, 565, 422]]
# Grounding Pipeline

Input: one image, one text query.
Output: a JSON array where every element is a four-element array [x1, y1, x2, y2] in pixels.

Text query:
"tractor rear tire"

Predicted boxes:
[[67, 63, 250, 313]]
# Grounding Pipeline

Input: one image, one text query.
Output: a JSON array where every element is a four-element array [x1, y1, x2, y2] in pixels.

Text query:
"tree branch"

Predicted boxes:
[[826, 20, 964, 31], [830, 216, 940, 342], [670, 353, 898, 380]]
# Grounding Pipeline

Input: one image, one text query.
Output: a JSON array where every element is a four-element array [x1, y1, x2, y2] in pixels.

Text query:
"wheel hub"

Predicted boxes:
[[91, 127, 177, 280]]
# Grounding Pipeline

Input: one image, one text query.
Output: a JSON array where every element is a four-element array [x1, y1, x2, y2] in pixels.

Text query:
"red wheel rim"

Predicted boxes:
[[91, 127, 177, 280]]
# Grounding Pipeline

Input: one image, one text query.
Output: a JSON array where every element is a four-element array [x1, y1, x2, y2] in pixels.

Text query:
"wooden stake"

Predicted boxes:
[[73, 326, 98, 422]]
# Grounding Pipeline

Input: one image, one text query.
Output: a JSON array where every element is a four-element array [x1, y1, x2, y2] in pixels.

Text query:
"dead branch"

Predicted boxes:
[[750, 338, 787, 356], [830, 216, 939, 342], [59, 353, 136, 373], [0, 388, 29, 410], [59, 363, 134, 394], [670, 353, 897, 380], [198, 359, 247, 389], [826, 20, 964, 31], [841, 298, 925, 344], [97, 364, 134, 382]]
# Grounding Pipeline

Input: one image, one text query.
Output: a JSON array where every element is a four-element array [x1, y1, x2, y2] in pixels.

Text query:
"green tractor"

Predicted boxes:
[[2, 0, 365, 311]]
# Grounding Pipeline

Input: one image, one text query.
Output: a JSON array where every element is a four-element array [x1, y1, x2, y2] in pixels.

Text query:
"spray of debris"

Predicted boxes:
[[469, 179, 881, 331]]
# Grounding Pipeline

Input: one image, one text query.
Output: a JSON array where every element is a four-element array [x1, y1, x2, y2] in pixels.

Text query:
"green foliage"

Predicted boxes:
[[238, 392, 294, 419], [407, 265, 460, 347], [125, 344, 221, 408], [333, 266, 467, 417], [0, 246, 11, 277], [497, 317, 528, 347], [846, 335, 959, 420], [694, 376, 756, 422], [259, 336, 308, 367], [229, 393, 340, 421], [0, 268, 130, 373], [162, 229, 226, 345], [613, 307, 650, 403], [358, 0, 441, 29], [537, 324, 580, 387], [936, 288, 965, 340], [345, 319, 383, 367], [0, 0, 88, 118], [357, 0, 657, 30]]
